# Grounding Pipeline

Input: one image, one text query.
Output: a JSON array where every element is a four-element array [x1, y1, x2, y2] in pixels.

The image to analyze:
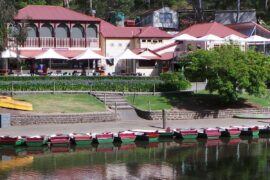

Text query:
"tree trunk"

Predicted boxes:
[[63, 0, 70, 8]]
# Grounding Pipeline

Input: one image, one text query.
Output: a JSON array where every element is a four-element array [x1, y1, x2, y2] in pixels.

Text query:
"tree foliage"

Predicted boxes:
[[185, 45, 270, 102], [0, 0, 16, 52], [160, 71, 191, 91]]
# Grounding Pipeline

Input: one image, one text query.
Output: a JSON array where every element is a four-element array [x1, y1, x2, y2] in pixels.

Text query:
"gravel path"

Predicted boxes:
[[0, 116, 269, 136]]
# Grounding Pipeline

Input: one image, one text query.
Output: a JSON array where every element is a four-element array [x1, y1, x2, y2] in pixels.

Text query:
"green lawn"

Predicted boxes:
[[239, 93, 270, 107], [14, 94, 106, 113], [127, 91, 270, 111], [126, 95, 173, 110]]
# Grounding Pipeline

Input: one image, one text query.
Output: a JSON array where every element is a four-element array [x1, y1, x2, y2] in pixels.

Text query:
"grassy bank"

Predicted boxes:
[[126, 96, 173, 110], [127, 91, 269, 111], [14, 94, 106, 113]]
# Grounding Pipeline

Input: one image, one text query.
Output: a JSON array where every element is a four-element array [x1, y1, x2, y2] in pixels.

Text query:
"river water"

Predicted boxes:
[[0, 137, 269, 180]]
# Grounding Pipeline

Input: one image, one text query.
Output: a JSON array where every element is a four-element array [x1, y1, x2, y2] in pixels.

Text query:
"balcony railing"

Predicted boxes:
[[40, 37, 54, 48], [12, 37, 99, 48], [56, 38, 70, 48]]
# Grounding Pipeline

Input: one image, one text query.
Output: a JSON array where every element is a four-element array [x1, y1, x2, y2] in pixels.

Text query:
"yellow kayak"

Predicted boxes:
[[0, 96, 33, 111]]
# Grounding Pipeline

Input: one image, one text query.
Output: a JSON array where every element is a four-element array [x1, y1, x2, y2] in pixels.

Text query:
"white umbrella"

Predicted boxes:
[[73, 48, 105, 60], [117, 49, 146, 74], [224, 34, 246, 42], [35, 48, 68, 60], [197, 34, 223, 50], [35, 48, 68, 69], [1, 49, 26, 58], [197, 34, 224, 41], [117, 49, 146, 60], [172, 34, 198, 41], [73, 48, 105, 71], [245, 35, 270, 54], [245, 35, 270, 42], [0, 49, 26, 75]]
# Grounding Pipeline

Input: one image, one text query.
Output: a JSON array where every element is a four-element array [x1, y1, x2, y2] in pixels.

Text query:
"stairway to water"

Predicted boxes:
[[91, 92, 133, 110]]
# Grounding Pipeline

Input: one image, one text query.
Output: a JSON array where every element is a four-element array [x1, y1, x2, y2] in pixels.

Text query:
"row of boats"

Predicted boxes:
[[0, 125, 266, 147]]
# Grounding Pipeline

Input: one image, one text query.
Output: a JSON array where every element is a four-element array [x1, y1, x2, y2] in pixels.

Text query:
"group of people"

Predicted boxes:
[[30, 63, 48, 76]]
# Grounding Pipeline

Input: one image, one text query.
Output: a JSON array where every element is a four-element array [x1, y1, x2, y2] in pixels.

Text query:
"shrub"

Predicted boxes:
[[160, 72, 191, 91]]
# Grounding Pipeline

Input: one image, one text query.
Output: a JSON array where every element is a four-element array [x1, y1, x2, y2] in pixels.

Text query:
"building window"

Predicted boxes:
[[147, 39, 151, 42], [55, 23, 69, 38], [86, 24, 97, 38], [153, 40, 158, 44], [142, 40, 146, 42], [159, 12, 172, 23], [71, 24, 84, 38], [110, 43, 114, 47], [40, 23, 53, 37], [118, 43, 122, 47], [159, 40, 163, 43], [26, 23, 38, 38], [138, 60, 155, 67]]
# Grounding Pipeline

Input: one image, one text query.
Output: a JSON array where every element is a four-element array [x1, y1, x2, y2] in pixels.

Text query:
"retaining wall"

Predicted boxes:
[[11, 112, 118, 126], [135, 108, 270, 120]]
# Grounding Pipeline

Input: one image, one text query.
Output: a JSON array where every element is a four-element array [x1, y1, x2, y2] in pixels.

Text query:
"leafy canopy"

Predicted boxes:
[[185, 45, 270, 102], [160, 71, 191, 91]]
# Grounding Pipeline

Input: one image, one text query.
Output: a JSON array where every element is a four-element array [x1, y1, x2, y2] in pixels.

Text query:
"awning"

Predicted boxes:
[[73, 48, 105, 60], [35, 49, 68, 60], [19, 49, 103, 59], [117, 49, 146, 60], [1, 49, 26, 59]]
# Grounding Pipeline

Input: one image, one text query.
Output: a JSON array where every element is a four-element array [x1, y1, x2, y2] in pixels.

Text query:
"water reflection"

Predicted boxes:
[[0, 137, 270, 179]]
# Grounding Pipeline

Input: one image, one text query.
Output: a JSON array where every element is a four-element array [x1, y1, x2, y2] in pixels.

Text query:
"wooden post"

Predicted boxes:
[[162, 109, 166, 129], [53, 81, 56, 94], [11, 81, 13, 97], [104, 93, 106, 104], [133, 92, 136, 103], [153, 83, 155, 96]]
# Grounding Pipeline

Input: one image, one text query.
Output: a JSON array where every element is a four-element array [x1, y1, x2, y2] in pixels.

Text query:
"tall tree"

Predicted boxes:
[[185, 45, 270, 102], [0, 0, 17, 52]]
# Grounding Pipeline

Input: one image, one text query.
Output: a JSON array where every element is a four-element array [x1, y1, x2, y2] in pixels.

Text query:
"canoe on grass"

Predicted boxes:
[[0, 96, 32, 111], [234, 113, 270, 119]]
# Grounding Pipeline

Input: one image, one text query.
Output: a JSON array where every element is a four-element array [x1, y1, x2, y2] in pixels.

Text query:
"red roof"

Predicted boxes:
[[153, 42, 179, 53], [226, 22, 270, 36], [14, 5, 100, 22], [101, 26, 172, 39], [159, 52, 177, 60], [20, 49, 102, 59], [133, 48, 161, 58], [175, 22, 247, 38], [133, 48, 175, 61]]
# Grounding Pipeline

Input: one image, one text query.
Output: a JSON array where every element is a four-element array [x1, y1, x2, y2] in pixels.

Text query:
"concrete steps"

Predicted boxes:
[[91, 92, 133, 110]]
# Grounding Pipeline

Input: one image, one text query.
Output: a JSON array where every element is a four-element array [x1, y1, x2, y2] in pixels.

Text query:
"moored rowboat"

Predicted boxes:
[[94, 132, 114, 144], [157, 128, 174, 138], [198, 128, 221, 140], [217, 127, 241, 138], [114, 131, 136, 143], [70, 133, 93, 145], [131, 130, 159, 142], [0, 136, 25, 146], [50, 134, 70, 146], [174, 128, 198, 139], [26, 136, 48, 147], [233, 126, 260, 136]]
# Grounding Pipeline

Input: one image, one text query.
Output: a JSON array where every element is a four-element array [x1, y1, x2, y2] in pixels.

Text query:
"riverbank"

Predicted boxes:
[[1, 116, 269, 136]]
